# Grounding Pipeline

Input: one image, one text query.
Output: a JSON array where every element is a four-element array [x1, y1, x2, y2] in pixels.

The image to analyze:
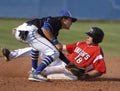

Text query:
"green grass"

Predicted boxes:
[[0, 19, 120, 57]]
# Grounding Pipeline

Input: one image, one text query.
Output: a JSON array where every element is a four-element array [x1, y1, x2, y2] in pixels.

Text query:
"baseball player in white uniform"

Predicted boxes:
[[8, 10, 77, 81]]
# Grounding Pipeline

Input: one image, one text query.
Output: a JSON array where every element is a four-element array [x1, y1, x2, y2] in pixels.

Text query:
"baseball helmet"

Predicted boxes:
[[86, 27, 104, 43]]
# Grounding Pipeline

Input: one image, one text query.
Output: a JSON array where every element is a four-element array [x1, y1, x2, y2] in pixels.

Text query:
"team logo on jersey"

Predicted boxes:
[[74, 47, 90, 63]]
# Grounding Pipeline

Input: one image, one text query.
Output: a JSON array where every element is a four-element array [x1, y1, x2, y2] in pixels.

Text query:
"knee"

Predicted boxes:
[[51, 50, 60, 60]]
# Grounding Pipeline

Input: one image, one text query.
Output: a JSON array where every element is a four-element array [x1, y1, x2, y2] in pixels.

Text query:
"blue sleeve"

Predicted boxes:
[[42, 18, 52, 31]]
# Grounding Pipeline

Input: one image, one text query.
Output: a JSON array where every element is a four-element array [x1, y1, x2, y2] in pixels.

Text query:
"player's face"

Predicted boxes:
[[62, 18, 72, 29], [86, 35, 94, 45]]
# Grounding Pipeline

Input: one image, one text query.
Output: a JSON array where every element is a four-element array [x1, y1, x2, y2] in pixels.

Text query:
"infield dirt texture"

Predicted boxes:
[[0, 57, 120, 91]]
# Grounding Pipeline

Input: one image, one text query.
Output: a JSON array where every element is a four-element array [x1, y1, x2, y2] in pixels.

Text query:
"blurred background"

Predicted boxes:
[[0, 0, 120, 57], [0, 0, 120, 20]]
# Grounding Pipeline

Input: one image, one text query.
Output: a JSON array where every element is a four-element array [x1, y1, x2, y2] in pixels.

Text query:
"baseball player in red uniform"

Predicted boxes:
[[64, 27, 106, 79], [1, 26, 106, 80], [47, 26, 106, 80]]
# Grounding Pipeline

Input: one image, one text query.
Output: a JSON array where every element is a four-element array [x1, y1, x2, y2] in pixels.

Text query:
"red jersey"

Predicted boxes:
[[66, 41, 106, 73]]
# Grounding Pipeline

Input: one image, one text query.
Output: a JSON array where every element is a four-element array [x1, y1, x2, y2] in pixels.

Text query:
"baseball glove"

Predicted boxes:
[[66, 63, 85, 77]]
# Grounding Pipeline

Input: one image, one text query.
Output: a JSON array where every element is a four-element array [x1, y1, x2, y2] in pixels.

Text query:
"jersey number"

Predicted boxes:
[[74, 55, 82, 64]]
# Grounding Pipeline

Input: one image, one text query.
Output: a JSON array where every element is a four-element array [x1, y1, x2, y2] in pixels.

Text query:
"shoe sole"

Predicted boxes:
[[1, 48, 10, 61], [3, 56, 8, 61]]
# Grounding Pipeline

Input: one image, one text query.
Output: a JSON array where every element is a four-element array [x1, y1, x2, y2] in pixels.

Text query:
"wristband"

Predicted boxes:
[[52, 38, 59, 45]]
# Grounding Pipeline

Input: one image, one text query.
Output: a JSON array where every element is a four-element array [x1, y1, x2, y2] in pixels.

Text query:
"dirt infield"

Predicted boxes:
[[0, 57, 120, 91]]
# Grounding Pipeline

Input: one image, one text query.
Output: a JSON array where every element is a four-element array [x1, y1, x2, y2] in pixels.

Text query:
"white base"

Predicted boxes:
[[47, 73, 78, 80]]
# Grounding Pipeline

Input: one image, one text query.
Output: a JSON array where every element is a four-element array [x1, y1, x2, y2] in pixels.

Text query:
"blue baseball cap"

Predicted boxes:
[[57, 10, 77, 22]]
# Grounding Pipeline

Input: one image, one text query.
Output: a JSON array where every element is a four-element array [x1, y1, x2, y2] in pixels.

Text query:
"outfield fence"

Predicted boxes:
[[0, 0, 120, 20]]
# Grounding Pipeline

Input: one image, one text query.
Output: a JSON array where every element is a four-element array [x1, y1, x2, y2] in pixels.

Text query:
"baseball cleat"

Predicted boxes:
[[1, 48, 10, 61], [28, 71, 48, 82]]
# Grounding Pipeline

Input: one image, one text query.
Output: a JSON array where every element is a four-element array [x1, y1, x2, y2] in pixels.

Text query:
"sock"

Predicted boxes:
[[31, 49, 39, 69], [35, 56, 54, 74], [35, 63, 46, 74], [32, 59, 38, 70]]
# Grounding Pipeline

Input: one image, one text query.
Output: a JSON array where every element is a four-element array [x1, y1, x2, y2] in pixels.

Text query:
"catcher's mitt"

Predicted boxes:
[[66, 63, 85, 77]]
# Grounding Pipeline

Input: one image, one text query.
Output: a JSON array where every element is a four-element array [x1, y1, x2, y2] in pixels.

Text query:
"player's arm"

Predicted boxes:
[[62, 45, 67, 51], [80, 56, 105, 80], [80, 70, 102, 80], [41, 22, 62, 51], [41, 27, 62, 51], [62, 43, 77, 53], [41, 27, 54, 41]]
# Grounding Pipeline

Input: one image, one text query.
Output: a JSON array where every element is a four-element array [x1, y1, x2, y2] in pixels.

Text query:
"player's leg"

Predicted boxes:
[[28, 36, 60, 80], [11, 47, 32, 59], [1, 47, 32, 61], [42, 58, 78, 80], [14, 23, 59, 81], [41, 58, 66, 75], [14, 24, 49, 81], [15, 25, 60, 81], [28, 35, 60, 81]]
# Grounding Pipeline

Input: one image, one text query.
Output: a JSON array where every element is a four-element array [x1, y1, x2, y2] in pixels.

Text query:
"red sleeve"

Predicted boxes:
[[66, 43, 77, 54], [93, 59, 106, 73], [93, 47, 106, 73]]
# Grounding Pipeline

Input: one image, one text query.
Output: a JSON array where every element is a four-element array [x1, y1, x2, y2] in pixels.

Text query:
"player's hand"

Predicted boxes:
[[12, 27, 17, 35], [66, 63, 85, 78], [55, 43, 63, 51]]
